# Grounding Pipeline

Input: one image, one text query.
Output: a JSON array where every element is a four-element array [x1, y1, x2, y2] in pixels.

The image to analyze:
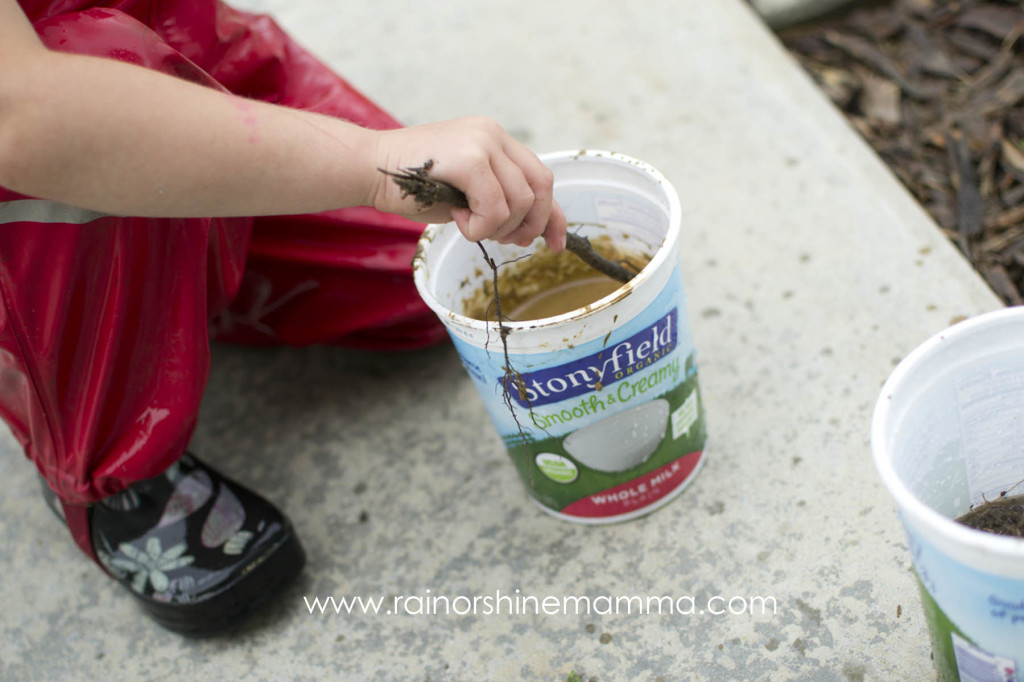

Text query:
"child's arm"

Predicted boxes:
[[0, 0, 565, 250]]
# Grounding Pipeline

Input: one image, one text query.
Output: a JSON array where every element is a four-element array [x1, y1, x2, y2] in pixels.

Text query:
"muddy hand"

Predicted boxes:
[[380, 165, 633, 283], [370, 117, 565, 251]]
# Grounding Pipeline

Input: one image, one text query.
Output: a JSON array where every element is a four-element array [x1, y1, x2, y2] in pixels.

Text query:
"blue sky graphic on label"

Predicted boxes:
[[511, 309, 677, 408]]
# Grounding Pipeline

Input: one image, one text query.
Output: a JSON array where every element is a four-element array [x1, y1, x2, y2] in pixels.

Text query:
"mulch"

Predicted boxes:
[[778, 0, 1024, 304]]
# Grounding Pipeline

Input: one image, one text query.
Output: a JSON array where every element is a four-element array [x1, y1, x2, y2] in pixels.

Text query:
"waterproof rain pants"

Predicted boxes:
[[2, 0, 446, 560]]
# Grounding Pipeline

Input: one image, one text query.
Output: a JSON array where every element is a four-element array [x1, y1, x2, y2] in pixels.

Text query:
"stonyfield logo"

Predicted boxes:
[[511, 309, 677, 408]]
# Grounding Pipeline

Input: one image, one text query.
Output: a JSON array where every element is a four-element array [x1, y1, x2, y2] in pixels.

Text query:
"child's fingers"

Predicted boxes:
[[487, 155, 535, 242], [542, 199, 568, 252], [455, 158, 510, 242], [374, 118, 565, 249], [499, 139, 565, 251], [457, 152, 536, 243], [500, 203, 566, 251]]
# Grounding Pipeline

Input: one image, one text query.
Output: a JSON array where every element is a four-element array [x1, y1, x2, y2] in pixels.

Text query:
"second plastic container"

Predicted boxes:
[[873, 307, 1024, 680]]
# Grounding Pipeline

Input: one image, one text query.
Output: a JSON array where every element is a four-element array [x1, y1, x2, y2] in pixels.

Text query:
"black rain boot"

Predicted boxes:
[[41, 453, 305, 635]]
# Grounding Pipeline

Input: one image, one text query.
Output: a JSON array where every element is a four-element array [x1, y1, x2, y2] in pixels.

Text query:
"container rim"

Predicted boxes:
[[412, 149, 682, 333], [871, 306, 1024, 557]]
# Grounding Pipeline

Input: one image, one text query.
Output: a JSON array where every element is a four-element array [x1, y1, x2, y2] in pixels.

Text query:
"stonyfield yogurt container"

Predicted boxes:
[[873, 308, 1024, 680], [413, 150, 707, 523]]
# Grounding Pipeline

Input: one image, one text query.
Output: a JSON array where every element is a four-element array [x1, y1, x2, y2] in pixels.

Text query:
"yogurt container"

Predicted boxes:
[[872, 307, 1024, 680], [413, 150, 707, 523]]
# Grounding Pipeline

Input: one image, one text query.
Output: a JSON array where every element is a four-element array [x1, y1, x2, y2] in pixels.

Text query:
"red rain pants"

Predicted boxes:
[[2, 0, 446, 559]]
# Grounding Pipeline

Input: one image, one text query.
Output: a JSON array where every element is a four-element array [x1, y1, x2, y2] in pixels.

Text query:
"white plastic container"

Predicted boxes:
[[872, 307, 1024, 681], [413, 150, 707, 523]]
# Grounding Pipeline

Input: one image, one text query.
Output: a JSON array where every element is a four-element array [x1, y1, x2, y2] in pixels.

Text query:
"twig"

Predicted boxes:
[[477, 242, 532, 446], [564, 232, 636, 283], [378, 161, 469, 209]]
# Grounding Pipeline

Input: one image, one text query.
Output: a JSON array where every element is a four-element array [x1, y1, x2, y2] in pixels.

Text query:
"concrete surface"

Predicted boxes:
[[0, 0, 1006, 680]]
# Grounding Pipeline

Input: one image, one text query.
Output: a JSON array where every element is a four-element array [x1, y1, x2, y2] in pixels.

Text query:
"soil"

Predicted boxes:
[[378, 161, 469, 210], [956, 493, 1024, 536], [461, 235, 651, 322], [777, 0, 1024, 304]]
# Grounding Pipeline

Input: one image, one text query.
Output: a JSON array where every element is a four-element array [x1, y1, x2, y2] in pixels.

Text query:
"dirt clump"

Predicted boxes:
[[957, 493, 1024, 537]]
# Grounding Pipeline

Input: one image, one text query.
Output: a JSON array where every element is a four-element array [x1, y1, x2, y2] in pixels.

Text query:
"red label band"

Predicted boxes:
[[559, 451, 703, 518]]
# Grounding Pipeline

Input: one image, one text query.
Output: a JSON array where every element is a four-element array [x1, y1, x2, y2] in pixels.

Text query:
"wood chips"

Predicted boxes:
[[780, 0, 1024, 303]]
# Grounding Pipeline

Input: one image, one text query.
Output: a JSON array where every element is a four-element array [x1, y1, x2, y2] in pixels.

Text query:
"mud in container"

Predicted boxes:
[[872, 308, 1024, 680], [413, 150, 707, 523]]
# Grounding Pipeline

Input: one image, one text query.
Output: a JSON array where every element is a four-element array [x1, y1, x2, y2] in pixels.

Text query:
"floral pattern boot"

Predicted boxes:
[[43, 453, 305, 635]]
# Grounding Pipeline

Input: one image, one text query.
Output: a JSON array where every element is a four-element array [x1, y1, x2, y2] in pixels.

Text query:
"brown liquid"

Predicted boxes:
[[461, 235, 651, 322], [508, 276, 622, 321]]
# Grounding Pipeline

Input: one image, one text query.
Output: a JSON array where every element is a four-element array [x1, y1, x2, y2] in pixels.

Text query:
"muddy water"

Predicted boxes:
[[508, 277, 621, 320], [463, 236, 651, 323]]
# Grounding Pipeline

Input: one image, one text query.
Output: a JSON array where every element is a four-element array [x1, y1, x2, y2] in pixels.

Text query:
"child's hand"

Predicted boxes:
[[369, 117, 567, 252]]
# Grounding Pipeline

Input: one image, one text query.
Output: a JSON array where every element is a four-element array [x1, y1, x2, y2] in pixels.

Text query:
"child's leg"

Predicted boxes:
[[7, 1, 445, 518], [0, 3, 439, 630], [0, 216, 250, 555], [0, 5, 251, 516], [212, 208, 448, 348], [0, 208, 303, 634]]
